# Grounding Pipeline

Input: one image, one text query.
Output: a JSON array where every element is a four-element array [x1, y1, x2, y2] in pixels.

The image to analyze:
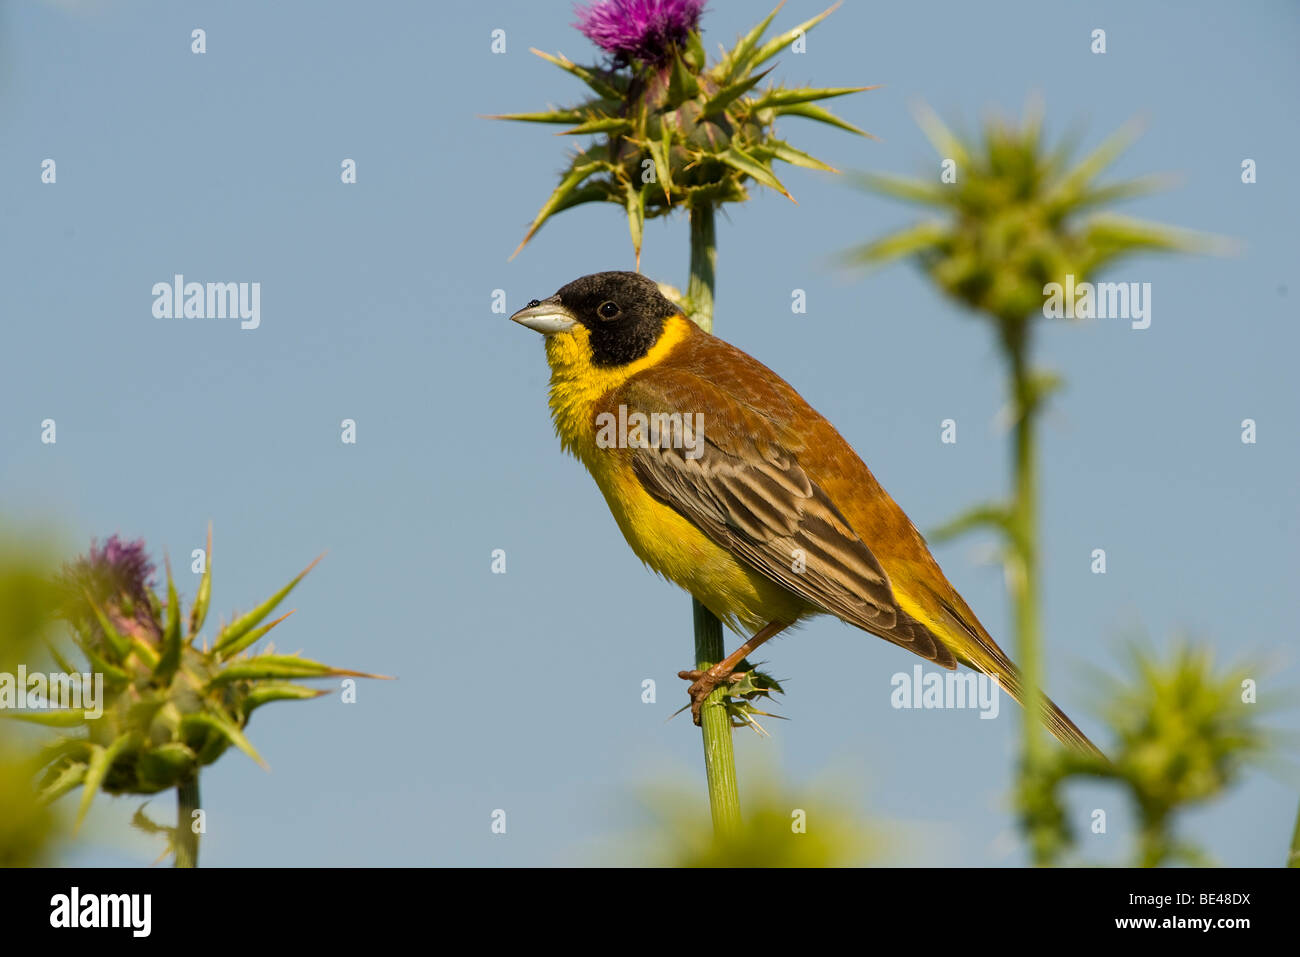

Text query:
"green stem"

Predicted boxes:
[[1288, 797, 1300, 867], [693, 598, 742, 835], [175, 775, 199, 868], [687, 203, 716, 333], [1004, 321, 1049, 865], [1137, 811, 1170, 868], [686, 202, 741, 837]]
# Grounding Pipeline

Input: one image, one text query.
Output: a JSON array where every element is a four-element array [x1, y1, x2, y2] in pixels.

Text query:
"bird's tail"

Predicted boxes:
[[978, 651, 1105, 760], [921, 586, 1106, 760]]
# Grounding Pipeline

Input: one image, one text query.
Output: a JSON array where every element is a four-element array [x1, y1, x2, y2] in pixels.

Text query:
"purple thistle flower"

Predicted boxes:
[[85, 535, 155, 605], [574, 0, 705, 64], [60, 535, 159, 645]]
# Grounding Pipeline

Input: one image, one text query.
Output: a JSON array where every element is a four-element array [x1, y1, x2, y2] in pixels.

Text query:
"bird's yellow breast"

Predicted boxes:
[[543, 315, 807, 634]]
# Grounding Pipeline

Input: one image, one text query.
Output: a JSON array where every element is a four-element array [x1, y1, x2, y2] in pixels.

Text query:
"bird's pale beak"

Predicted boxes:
[[510, 295, 576, 335]]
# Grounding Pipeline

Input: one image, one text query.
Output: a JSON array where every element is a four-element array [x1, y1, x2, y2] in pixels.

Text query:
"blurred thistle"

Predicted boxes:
[[847, 101, 1222, 864], [630, 775, 877, 867], [492, 0, 872, 266], [1290, 799, 1300, 867], [0, 745, 57, 865], [5, 527, 385, 867], [1022, 640, 1274, 867], [845, 101, 1223, 322], [0, 535, 62, 865]]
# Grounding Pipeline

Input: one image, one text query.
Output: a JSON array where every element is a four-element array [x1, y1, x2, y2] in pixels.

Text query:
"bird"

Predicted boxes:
[[510, 270, 1102, 757]]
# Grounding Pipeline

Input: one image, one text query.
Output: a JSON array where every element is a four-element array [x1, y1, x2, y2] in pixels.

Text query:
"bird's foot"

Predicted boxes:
[[677, 668, 748, 726]]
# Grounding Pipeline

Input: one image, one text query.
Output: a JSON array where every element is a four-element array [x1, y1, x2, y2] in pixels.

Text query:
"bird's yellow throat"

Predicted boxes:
[[544, 313, 693, 459]]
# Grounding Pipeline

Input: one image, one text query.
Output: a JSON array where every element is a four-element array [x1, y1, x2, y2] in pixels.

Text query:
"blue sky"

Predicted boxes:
[[1, 0, 1296, 866]]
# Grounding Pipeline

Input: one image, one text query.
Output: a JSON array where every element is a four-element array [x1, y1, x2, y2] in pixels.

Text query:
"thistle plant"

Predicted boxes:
[[495, 0, 870, 268], [1027, 642, 1272, 867], [1290, 800, 1300, 867], [11, 529, 381, 867], [633, 776, 877, 867], [0, 538, 62, 865], [495, 0, 871, 837], [846, 103, 1221, 864]]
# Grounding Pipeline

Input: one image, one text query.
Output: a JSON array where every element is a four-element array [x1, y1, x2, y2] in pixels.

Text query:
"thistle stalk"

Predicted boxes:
[[1288, 797, 1300, 867], [175, 776, 199, 868], [685, 203, 742, 835], [1002, 321, 1049, 865], [686, 204, 716, 332], [692, 597, 741, 835]]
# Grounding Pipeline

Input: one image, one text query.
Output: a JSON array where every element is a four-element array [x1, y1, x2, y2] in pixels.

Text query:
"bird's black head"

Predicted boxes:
[[510, 271, 684, 366]]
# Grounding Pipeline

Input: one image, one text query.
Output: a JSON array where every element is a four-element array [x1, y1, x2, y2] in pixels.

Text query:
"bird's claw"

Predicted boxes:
[[677, 668, 747, 726]]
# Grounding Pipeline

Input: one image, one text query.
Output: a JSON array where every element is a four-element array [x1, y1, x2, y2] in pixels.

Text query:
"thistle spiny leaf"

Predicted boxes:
[[647, 135, 673, 202], [928, 504, 1016, 545], [530, 48, 624, 100], [913, 102, 971, 166], [38, 761, 87, 805], [74, 734, 133, 832], [212, 554, 321, 657], [511, 159, 608, 258], [626, 182, 646, 267], [0, 708, 88, 727], [70, 635, 129, 684], [208, 654, 387, 687], [558, 116, 632, 136], [82, 591, 129, 660], [700, 66, 774, 119], [724, 1, 785, 80], [131, 802, 167, 832], [746, 2, 842, 70], [189, 523, 212, 638], [34, 736, 92, 772], [764, 139, 838, 172], [242, 682, 330, 714], [750, 85, 873, 111], [1054, 116, 1145, 197], [1082, 213, 1228, 256], [772, 101, 871, 137], [552, 183, 618, 216], [213, 608, 293, 661], [667, 50, 700, 106], [842, 220, 949, 267], [157, 558, 182, 682], [182, 711, 267, 770], [721, 145, 793, 200], [850, 171, 950, 207], [486, 108, 587, 124], [683, 25, 707, 71], [1071, 174, 1174, 213], [43, 638, 78, 676], [129, 635, 160, 670]]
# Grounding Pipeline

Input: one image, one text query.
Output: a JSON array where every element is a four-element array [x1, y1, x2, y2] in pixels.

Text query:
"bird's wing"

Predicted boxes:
[[619, 370, 901, 634], [616, 326, 1092, 745]]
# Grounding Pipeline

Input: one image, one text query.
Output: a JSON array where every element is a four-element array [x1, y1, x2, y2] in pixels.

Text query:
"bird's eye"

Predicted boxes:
[[598, 300, 621, 320], [527, 299, 541, 308]]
